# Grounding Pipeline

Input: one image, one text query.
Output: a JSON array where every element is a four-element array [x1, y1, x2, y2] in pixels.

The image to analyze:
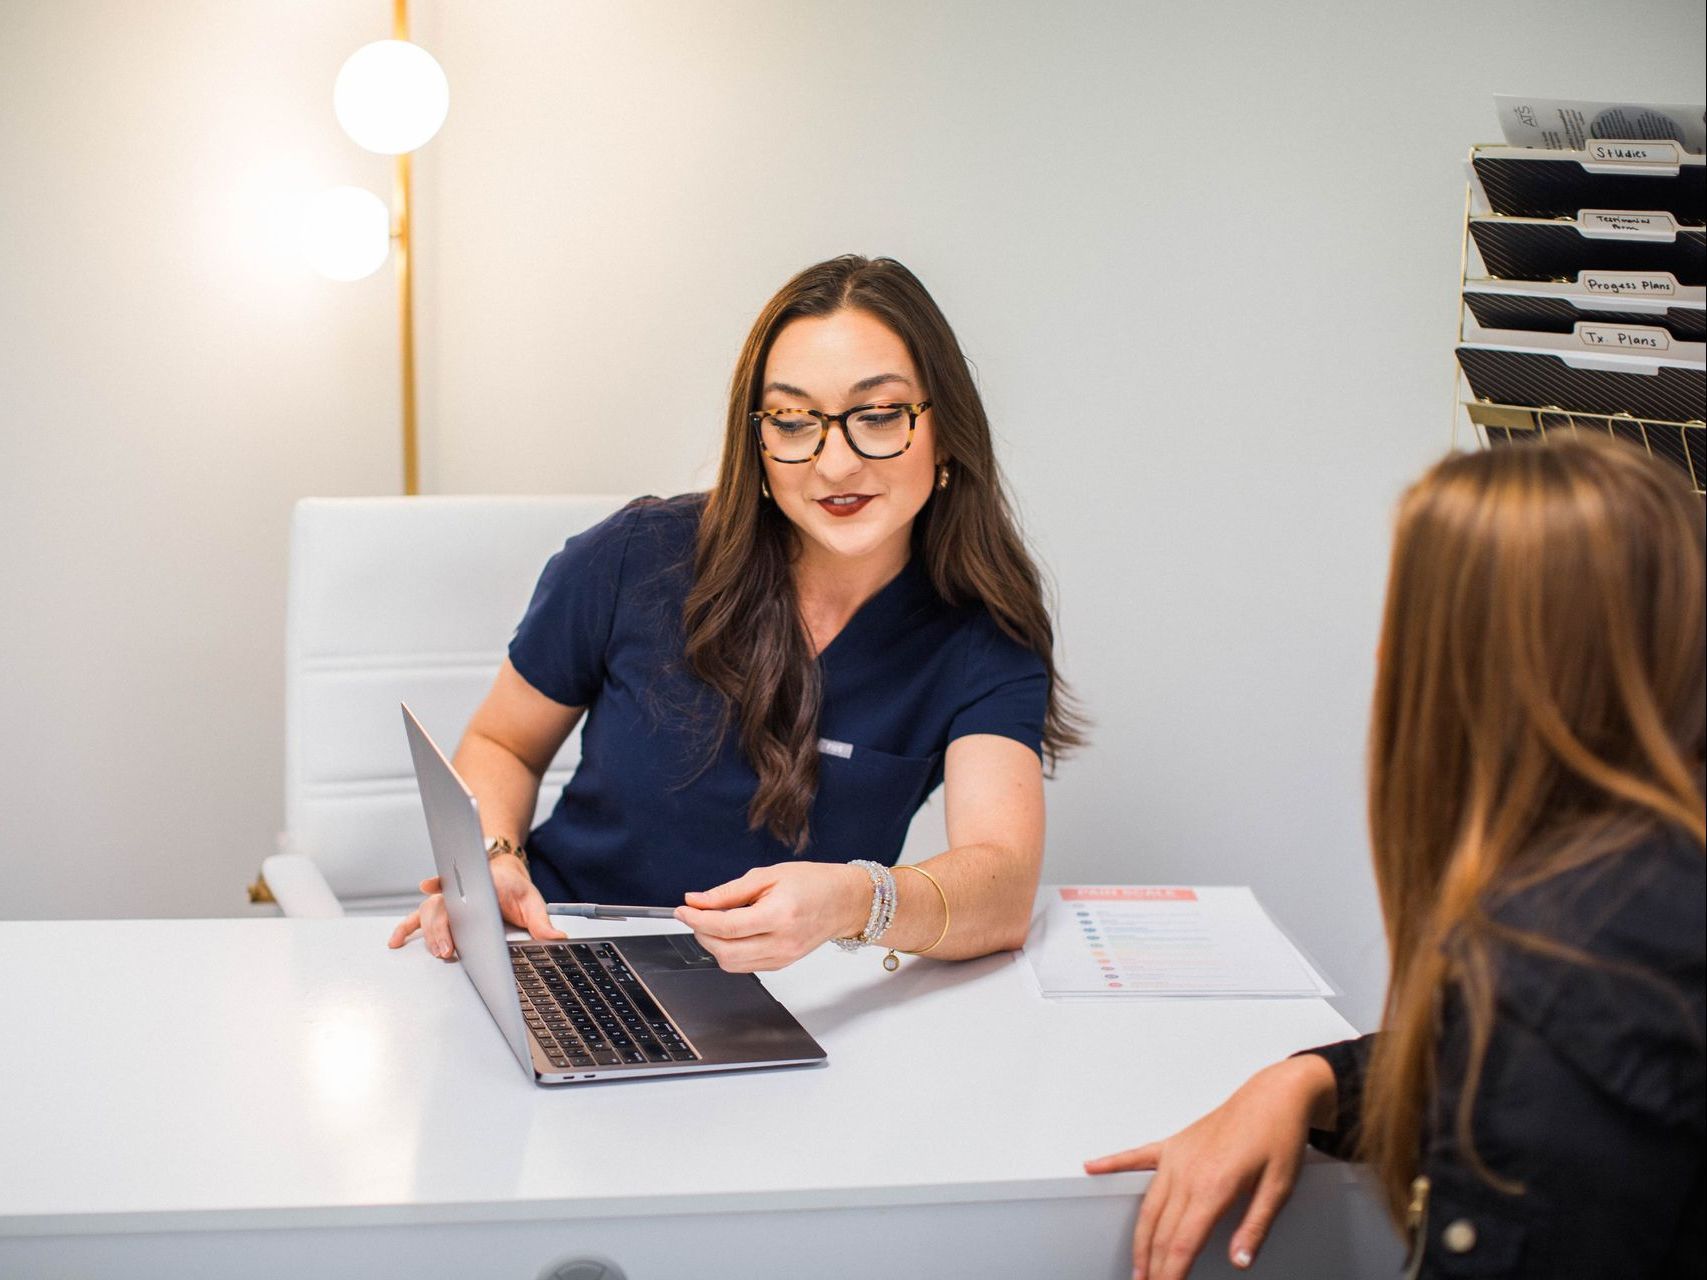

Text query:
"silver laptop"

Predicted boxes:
[[402, 704, 827, 1085]]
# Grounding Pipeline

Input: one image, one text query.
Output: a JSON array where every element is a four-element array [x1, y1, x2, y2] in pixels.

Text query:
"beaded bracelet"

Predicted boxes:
[[833, 860, 897, 952]]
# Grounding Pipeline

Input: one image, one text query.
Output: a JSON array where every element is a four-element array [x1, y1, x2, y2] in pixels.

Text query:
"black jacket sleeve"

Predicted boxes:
[[1292, 1033, 1377, 1160], [1295, 830, 1704, 1278]]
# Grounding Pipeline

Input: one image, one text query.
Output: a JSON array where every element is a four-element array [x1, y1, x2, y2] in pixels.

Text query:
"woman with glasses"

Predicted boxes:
[[1088, 437, 1704, 1279], [391, 255, 1083, 973]]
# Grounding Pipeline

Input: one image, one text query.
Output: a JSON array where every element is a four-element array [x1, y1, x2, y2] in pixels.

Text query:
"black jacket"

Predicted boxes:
[[1304, 830, 1705, 1279]]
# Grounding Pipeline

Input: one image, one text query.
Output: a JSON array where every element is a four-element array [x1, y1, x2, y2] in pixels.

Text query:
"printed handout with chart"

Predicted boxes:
[[1021, 886, 1336, 1000]]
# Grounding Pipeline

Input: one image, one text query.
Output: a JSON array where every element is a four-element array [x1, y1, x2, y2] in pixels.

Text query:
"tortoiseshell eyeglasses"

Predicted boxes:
[[749, 400, 932, 463]]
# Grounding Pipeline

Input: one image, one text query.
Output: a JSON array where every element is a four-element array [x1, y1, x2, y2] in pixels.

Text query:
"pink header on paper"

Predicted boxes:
[[1059, 887, 1197, 902]]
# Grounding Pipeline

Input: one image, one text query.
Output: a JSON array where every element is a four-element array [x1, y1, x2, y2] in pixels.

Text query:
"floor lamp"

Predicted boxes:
[[299, 0, 447, 497], [254, 4, 447, 905]]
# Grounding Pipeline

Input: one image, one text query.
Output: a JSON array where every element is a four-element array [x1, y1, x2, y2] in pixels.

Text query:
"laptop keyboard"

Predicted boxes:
[[511, 941, 700, 1071]]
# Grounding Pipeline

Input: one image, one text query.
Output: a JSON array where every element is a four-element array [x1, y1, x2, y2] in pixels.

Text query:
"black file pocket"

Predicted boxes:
[[810, 744, 939, 864], [1455, 346, 1706, 423], [1462, 291, 1705, 342], [1473, 153, 1706, 224], [1470, 219, 1707, 285]]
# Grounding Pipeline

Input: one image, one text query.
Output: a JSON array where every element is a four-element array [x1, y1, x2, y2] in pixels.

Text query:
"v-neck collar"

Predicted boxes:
[[813, 555, 934, 663]]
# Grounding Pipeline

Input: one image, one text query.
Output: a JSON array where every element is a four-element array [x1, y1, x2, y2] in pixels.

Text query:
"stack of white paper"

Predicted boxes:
[[1021, 885, 1334, 1000]]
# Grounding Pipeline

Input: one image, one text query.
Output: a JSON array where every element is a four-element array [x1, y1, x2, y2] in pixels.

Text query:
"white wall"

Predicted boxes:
[[2, 0, 1702, 1030], [414, 0, 1705, 1028], [1, 0, 407, 917]]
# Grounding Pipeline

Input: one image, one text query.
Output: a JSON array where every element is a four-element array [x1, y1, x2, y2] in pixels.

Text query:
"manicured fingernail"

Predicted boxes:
[[1234, 1247, 1253, 1268]]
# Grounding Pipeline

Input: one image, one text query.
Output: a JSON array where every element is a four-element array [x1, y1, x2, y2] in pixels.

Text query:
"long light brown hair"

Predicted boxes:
[[682, 255, 1086, 847], [1359, 435, 1705, 1224]]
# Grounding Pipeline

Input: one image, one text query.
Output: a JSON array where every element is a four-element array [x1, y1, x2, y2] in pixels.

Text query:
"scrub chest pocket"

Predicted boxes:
[[812, 743, 941, 863]]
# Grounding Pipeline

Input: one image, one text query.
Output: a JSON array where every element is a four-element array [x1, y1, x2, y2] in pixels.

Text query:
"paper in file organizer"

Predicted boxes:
[[1492, 96, 1706, 156], [1022, 886, 1334, 999], [1462, 277, 1705, 343]]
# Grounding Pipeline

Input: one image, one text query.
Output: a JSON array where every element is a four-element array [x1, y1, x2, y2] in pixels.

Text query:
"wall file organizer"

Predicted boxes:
[[1455, 130, 1707, 493]]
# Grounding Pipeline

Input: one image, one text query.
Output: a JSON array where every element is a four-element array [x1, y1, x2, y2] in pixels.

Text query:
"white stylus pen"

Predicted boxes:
[[545, 902, 679, 920]]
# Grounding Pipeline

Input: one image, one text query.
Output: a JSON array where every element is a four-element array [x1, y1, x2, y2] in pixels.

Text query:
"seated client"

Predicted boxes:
[[1090, 436, 1705, 1280]]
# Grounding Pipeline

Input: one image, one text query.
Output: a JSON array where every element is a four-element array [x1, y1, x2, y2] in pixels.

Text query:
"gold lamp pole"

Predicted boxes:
[[302, 2, 446, 491], [253, 3, 447, 904], [392, 0, 419, 496]]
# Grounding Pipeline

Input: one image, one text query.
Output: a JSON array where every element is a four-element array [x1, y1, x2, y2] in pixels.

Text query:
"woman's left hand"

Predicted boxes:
[[675, 862, 867, 972], [1084, 1054, 1335, 1279]]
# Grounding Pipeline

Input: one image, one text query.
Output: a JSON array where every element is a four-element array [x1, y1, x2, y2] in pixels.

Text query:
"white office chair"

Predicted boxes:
[[258, 494, 632, 917]]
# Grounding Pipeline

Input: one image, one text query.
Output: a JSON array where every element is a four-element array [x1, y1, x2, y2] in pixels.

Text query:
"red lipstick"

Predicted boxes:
[[816, 494, 875, 518]]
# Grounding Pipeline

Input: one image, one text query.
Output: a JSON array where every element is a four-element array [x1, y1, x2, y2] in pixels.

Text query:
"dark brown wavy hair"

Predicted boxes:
[[682, 255, 1086, 848], [1359, 436, 1705, 1226]]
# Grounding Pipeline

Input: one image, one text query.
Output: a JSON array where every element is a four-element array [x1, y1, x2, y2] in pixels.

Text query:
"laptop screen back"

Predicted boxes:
[[401, 704, 535, 1075]]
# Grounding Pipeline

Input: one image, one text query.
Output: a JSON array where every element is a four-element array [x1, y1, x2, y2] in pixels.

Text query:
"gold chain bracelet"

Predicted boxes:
[[883, 863, 950, 972]]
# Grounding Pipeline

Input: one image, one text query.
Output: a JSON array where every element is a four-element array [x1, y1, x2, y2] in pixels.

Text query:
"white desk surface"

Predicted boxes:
[[0, 914, 1363, 1238]]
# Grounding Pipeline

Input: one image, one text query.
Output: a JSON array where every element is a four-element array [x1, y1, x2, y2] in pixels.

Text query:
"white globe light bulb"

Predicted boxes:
[[300, 186, 391, 281], [333, 39, 449, 155]]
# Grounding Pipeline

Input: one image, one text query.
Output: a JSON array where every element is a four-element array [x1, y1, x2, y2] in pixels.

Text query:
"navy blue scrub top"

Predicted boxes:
[[508, 495, 1049, 906]]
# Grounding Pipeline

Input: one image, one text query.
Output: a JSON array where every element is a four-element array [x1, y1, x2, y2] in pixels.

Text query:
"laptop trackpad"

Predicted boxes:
[[665, 932, 718, 968], [645, 967, 825, 1064]]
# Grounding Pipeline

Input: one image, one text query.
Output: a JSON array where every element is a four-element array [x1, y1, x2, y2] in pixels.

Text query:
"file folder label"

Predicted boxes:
[[1585, 139, 1681, 167], [1579, 210, 1679, 242], [1576, 322, 1672, 352], [1581, 271, 1679, 298]]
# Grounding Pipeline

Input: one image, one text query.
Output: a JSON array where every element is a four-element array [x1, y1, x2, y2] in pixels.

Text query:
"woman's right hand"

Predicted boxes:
[[386, 853, 567, 959], [1083, 1053, 1336, 1279]]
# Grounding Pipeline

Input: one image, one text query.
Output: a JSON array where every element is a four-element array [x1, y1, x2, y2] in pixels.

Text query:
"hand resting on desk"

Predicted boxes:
[[1084, 1053, 1337, 1280]]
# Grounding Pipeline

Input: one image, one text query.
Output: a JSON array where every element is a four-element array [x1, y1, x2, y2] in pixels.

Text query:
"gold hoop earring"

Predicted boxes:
[[936, 464, 950, 491], [760, 477, 772, 500]]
